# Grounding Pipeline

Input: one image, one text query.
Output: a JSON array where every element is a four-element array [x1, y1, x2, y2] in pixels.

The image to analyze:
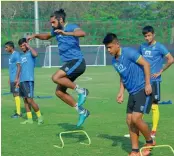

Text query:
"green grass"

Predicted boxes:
[[1, 66, 174, 156]]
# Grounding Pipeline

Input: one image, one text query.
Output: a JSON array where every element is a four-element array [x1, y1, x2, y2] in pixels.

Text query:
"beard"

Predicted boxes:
[[52, 20, 63, 30]]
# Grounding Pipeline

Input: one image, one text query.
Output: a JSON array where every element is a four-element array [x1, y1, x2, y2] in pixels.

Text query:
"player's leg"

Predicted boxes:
[[26, 81, 43, 125], [20, 98, 33, 124], [132, 89, 155, 155], [126, 95, 140, 155], [151, 81, 160, 138], [52, 58, 88, 106], [20, 81, 43, 125], [10, 82, 21, 118], [56, 83, 89, 126], [55, 85, 76, 107]]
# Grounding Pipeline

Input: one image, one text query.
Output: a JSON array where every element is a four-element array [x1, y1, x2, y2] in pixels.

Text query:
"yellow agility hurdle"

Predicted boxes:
[[140, 145, 174, 156], [53, 130, 91, 148]]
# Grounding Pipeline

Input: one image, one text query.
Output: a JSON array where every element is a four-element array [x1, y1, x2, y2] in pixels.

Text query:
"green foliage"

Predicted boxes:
[[1, 2, 174, 46]]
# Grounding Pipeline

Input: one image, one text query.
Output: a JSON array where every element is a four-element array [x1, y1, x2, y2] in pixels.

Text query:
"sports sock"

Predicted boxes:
[[151, 104, 159, 131], [15, 96, 21, 115]]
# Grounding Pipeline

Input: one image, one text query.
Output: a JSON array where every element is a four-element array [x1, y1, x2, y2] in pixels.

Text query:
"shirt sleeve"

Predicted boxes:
[[50, 28, 57, 37], [138, 45, 142, 55], [160, 44, 169, 56], [69, 24, 80, 32], [127, 49, 142, 63], [15, 52, 21, 64]]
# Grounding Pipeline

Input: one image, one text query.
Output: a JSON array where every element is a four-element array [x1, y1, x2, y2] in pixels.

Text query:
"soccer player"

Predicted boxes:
[[5, 41, 22, 118], [139, 26, 174, 138], [103, 33, 155, 156], [27, 9, 89, 127], [18, 38, 43, 125]]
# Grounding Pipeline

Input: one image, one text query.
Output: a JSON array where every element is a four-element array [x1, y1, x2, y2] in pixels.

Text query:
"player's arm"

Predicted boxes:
[[161, 53, 173, 73], [15, 63, 21, 86], [152, 45, 174, 78], [116, 78, 125, 104], [25, 43, 38, 57], [54, 28, 86, 37], [27, 33, 52, 41], [119, 78, 125, 94], [14, 54, 21, 87], [137, 56, 152, 95]]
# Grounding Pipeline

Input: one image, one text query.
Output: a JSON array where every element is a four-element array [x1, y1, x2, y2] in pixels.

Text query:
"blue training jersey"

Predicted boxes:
[[139, 42, 169, 82], [51, 23, 83, 62], [20, 50, 36, 82], [8, 51, 21, 82], [112, 47, 145, 95]]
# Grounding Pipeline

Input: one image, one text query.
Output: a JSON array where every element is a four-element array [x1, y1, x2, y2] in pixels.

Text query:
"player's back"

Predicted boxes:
[[51, 23, 83, 62], [112, 47, 145, 95], [20, 50, 35, 82], [9, 51, 20, 82]]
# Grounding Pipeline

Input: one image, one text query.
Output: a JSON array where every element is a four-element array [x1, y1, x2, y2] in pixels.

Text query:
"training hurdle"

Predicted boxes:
[[140, 145, 174, 156], [54, 130, 91, 148]]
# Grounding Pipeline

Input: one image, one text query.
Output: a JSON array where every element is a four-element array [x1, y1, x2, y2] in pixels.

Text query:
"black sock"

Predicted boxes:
[[132, 149, 139, 152], [146, 139, 153, 144]]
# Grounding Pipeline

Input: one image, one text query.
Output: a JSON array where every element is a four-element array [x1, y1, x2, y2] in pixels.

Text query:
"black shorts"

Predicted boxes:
[[19, 81, 34, 98], [152, 81, 161, 104], [10, 82, 19, 94], [60, 58, 86, 82], [127, 87, 155, 114]]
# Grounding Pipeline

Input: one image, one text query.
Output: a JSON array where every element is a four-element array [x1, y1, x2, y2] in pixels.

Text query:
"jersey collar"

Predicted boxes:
[[63, 22, 68, 29]]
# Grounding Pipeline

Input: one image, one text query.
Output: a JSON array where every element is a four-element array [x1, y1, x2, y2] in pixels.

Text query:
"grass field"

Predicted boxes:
[[1, 66, 174, 156]]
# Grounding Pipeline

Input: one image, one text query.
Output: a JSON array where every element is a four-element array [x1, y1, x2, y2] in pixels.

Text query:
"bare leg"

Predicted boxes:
[[26, 98, 39, 112], [127, 113, 139, 149], [55, 85, 76, 107], [23, 98, 31, 112], [52, 70, 76, 89], [132, 112, 151, 141]]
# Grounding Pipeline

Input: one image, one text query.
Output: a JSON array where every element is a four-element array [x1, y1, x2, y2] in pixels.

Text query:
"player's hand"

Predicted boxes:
[[116, 92, 124, 104], [151, 70, 163, 78], [27, 35, 35, 42], [14, 78, 19, 88], [145, 84, 152, 95], [54, 29, 67, 35], [24, 42, 30, 48]]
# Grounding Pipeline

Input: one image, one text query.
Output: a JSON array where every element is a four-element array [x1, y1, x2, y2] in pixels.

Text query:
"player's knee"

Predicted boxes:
[[52, 75, 59, 83], [26, 98, 33, 104], [131, 115, 141, 124], [126, 117, 132, 126]]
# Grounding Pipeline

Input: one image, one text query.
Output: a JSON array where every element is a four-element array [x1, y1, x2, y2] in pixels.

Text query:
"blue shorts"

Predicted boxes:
[[10, 82, 19, 94], [60, 58, 86, 82], [127, 83, 156, 114], [19, 81, 34, 98]]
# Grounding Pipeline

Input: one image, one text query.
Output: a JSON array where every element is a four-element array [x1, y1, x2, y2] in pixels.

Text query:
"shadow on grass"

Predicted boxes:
[[98, 134, 144, 153], [56, 123, 87, 144]]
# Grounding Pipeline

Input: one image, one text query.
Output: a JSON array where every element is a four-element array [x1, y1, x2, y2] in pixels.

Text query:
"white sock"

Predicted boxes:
[[74, 103, 85, 114], [74, 85, 84, 94]]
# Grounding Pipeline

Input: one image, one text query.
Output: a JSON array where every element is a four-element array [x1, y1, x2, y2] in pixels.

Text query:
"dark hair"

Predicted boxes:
[[18, 38, 27, 45], [50, 9, 66, 22], [5, 41, 14, 48], [103, 33, 118, 45], [142, 26, 154, 35]]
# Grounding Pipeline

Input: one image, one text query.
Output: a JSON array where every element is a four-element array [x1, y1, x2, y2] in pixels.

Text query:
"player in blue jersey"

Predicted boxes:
[[5, 41, 22, 118], [103, 33, 156, 156], [18, 38, 44, 125], [139, 26, 174, 138], [27, 9, 89, 127]]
